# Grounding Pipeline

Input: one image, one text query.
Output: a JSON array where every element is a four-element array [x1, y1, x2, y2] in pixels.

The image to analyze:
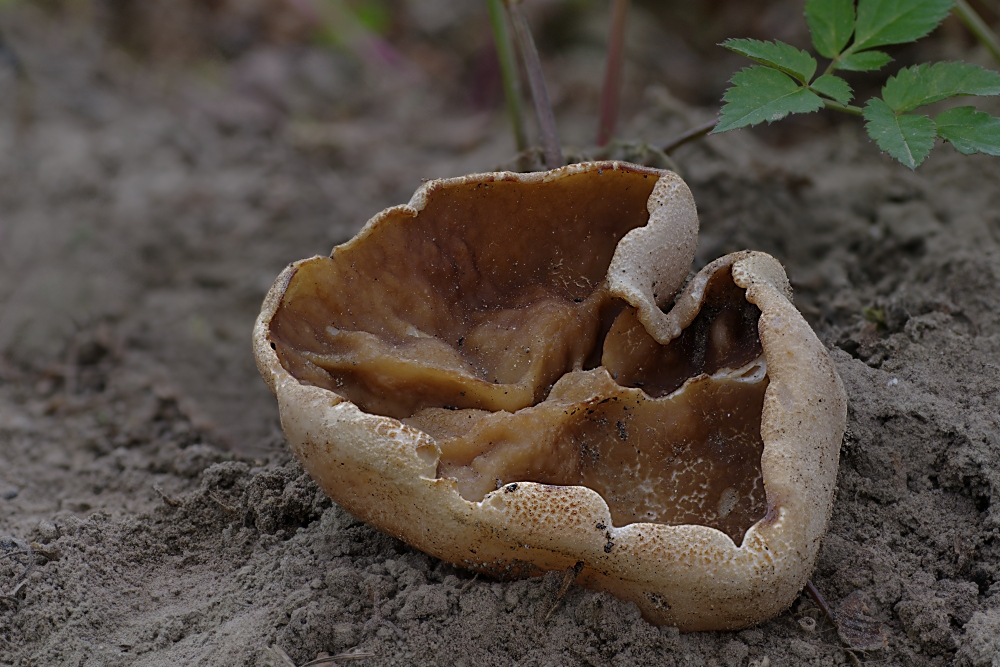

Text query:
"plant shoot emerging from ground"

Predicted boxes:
[[490, 0, 1000, 170], [716, 0, 1000, 168]]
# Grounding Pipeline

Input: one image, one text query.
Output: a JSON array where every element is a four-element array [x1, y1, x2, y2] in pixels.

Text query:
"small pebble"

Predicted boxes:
[[36, 520, 60, 543]]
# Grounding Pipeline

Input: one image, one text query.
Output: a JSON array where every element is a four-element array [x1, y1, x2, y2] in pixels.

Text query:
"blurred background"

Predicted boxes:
[[3, 0, 996, 144]]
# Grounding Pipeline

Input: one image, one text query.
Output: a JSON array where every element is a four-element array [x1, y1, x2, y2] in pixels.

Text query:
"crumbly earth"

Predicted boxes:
[[2, 6, 1000, 667]]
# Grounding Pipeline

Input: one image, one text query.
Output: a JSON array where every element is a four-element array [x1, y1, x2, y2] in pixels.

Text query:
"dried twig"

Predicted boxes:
[[506, 0, 563, 168], [208, 491, 238, 514], [459, 572, 479, 593], [805, 579, 837, 626], [152, 484, 181, 507], [543, 561, 584, 622], [597, 0, 630, 146], [300, 652, 376, 667]]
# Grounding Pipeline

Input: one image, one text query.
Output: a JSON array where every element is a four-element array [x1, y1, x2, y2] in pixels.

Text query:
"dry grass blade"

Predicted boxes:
[[300, 652, 376, 666], [505, 0, 563, 168], [152, 484, 181, 507]]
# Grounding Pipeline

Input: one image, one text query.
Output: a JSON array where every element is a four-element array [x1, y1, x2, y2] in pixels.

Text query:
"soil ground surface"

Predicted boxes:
[[2, 4, 1000, 666]]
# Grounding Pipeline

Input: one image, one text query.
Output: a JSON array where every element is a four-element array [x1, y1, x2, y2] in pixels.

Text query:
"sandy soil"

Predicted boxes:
[[2, 4, 1000, 666]]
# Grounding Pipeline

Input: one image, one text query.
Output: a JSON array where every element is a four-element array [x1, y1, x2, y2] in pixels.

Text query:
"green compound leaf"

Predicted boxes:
[[854, 0, 954, 51], [836, 49, 893, 72], [714, 66, 824, 133], [811, 74, 854, 104], [806, 0, 856, 58], [863, 97, 936, 168], [721, 38, 818, 83], [935, 106, 1000, 155], [882, 62, 1000, 112]]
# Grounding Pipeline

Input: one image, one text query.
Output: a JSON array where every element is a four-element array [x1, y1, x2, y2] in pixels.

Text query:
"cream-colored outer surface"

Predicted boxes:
[[252, 163, 847, 631]]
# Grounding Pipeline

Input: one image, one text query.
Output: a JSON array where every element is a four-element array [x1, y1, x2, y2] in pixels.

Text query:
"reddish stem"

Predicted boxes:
[[805, 579, 838, 628], [597, 0, 630, 146]]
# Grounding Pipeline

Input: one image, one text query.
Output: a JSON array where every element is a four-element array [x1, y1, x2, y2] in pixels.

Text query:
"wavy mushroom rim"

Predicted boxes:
[[253, 251, 843, 630], [254, 160, 680, 394], [251, 163, 846, 630]]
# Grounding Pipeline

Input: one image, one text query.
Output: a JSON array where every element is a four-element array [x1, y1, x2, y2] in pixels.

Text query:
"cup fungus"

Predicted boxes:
[[253, 161, 847, 631]]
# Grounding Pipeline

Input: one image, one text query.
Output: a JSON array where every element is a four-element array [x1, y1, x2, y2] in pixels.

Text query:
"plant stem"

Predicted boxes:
[[823, 99, 864, 115], [506, 0, 563, 168], [487, 0, 529, 154], [662, 118, 717, 154], [597, 0, 630, 146], [662, 97, 862, 155], [805, 580, 839, 628], [954, 0, 1000, 64]]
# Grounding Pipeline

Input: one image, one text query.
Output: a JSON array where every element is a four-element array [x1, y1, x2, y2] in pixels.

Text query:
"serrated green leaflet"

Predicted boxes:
[[836, 50, 893, 72], [811, 74, 854, 104], [853, 0, 953, 51], [714, 66, 824, 133], [806, 0, 855, 58], [722, 39, 818, 83], [935, 106, 1000, 155], [882, 62, 1000, 112], [863, 98, 936, 168]]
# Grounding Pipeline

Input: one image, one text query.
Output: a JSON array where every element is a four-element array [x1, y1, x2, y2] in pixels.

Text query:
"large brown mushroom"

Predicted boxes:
[[253, 161, 847, 630]]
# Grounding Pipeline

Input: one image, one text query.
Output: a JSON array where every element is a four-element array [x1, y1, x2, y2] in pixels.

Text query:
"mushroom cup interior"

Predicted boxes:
[[268, 166, 769, 546]]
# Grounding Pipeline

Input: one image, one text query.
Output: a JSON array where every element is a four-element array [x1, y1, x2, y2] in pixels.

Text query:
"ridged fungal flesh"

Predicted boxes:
[[253, 162, 847, 630]]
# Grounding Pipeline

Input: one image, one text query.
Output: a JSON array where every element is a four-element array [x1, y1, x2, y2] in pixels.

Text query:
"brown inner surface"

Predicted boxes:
[[268, 168, 768, 544]]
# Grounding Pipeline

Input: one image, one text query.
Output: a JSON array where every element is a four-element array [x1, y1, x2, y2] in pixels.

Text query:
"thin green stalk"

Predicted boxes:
[[954, 0, 1000, 64], [506, 0, 563, 168], [487, 0, 528, 154], [662, 118, 717, 154], [597, 0, 630, 146], [823, 99, 864, 115], [663, 98, 863, 155]]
